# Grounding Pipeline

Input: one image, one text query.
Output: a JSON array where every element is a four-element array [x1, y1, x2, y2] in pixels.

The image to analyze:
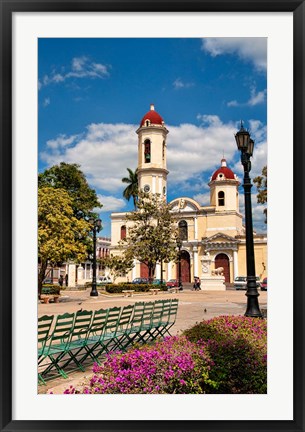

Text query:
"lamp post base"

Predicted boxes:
[[245, 310, 263, 318], [244, 294, 263, 318], [90, 286, 99, 297]]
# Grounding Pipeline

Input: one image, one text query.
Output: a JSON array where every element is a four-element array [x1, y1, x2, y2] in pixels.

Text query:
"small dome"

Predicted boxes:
[[140, 104, 164, 127], [211, 159, 236, 181]]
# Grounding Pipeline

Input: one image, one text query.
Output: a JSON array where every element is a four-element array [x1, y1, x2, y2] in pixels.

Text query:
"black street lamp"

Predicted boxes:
[[89, 217, 102, 297], [176, 237, 183, 290], [235, 122, 263, 318]]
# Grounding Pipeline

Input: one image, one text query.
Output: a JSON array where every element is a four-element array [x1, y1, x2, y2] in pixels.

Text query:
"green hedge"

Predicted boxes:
[[41, 285, 61, 295], [105, 283, 168, 293]]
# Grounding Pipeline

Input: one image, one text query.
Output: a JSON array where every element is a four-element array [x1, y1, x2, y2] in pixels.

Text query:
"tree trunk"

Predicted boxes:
[[38, 260, 48, 299], [148, 264, 156, 282]]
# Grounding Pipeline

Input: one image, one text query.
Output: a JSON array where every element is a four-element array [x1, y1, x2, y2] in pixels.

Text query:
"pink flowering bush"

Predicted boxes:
[[63, 336, 216, 394], [62, 315, 267, 395], [183, 315, 267, 394]]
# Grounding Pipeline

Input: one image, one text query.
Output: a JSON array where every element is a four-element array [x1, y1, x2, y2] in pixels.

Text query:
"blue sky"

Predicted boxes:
[[38, 38, 267, 237]]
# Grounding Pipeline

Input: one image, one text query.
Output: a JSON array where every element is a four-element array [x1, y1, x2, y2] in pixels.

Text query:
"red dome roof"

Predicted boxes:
[[140, 104, 164, 127], [211, 159, 235, 181]]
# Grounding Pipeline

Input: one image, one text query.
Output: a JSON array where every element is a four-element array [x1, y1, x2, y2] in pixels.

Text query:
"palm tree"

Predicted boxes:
[[122, 168, 138, 209]]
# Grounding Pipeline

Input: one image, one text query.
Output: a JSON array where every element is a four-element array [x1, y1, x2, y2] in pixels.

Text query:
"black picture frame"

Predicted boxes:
[[1, 1, 304, 431]]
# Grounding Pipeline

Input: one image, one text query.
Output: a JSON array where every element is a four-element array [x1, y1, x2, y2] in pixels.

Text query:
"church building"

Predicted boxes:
[[110, 105, 267, 286]]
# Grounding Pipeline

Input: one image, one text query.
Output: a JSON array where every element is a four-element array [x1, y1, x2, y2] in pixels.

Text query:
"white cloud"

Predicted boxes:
[[97, 194, 126, 212], [197, 114, 223, 127], [52, 73, 65, 83], [202, 37, 267, 71], [72, 56, 87, 72], [227, 86, 266, 107], [193, 191, 211, 206], [248, 119, 267, 142], [39, 56, 110, 88], [40, 123, 138, 194], [40, 116, 267, 231], [227, 100, 238, 107], [43, 97, 50, 107], [232, 119, 267, 180], [248, 88, 266, 106], [167, 116, 238, 188], [239, 195, 267, 233], [45, 134, 79, 150], [92, 63, 109, 76], [173, 78, 194, 89]]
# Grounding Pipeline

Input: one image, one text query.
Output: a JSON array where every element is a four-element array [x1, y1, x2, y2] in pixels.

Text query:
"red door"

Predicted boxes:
[[177, 251, 191, 283], [215, 253, 230, 283]]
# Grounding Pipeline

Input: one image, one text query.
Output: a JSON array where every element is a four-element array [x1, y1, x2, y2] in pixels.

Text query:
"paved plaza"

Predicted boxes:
[[38, 287, 267, 394]]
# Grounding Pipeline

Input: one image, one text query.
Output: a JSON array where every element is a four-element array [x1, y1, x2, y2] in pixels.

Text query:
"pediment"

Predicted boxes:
[[169, 197, 201, 213], [203, 232, 238, 244]]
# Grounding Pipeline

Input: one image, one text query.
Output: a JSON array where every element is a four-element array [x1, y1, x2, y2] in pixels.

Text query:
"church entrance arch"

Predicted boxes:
[[177, 250, 191, 283], [215, 253, 230, 283]]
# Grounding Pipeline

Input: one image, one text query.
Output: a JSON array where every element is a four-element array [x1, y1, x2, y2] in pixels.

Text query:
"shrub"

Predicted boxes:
[[183, 315, 267, 394], [105, 283, 167, 293], [63, 336, 216, 394], [41, 285, 60, 295]]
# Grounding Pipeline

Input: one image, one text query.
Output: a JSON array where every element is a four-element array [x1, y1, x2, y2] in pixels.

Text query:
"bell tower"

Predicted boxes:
[[209, 159, 240, 212], [136, 104, 169, 198]]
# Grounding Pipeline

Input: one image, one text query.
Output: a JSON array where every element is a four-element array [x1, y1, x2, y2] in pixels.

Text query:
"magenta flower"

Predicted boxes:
[[63, 316, 267, 395]]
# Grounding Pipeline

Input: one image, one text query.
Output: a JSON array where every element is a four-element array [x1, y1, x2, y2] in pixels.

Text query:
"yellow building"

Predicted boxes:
[[111, 105, 267, 286]]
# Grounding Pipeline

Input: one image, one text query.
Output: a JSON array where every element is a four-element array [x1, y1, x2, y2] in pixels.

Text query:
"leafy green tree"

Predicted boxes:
[[39, 162, 102, 257], [122, 168, 138, 209], [38, 162, 101, 219], [98, 255, 134, 283], [121, 191, 178, 279], [38, 187, 90, 298], [253, 166, 267, 223]]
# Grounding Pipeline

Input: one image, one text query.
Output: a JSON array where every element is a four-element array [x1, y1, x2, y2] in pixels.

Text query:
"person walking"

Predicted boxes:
[[195, 277, 201, 291], [58, 275, 64, 287], [193, 277, 199, 291], [193, 276, 201, 291]]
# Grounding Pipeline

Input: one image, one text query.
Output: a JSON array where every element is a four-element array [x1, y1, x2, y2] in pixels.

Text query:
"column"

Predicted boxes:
[[167, 262, 172, 280], [193, 246, 198, 277], [233, 250, 238, 279], [156, 263, 161, 279], [77, 265, 84, 284], [132, 259, 137, 280], [158, 176, 162, 194], [68, 263, 76, 288], [194, 216, 198, 240]]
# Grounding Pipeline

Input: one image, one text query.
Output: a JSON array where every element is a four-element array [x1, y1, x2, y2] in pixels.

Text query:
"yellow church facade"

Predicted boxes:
[[110, 105, 267, 286]]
